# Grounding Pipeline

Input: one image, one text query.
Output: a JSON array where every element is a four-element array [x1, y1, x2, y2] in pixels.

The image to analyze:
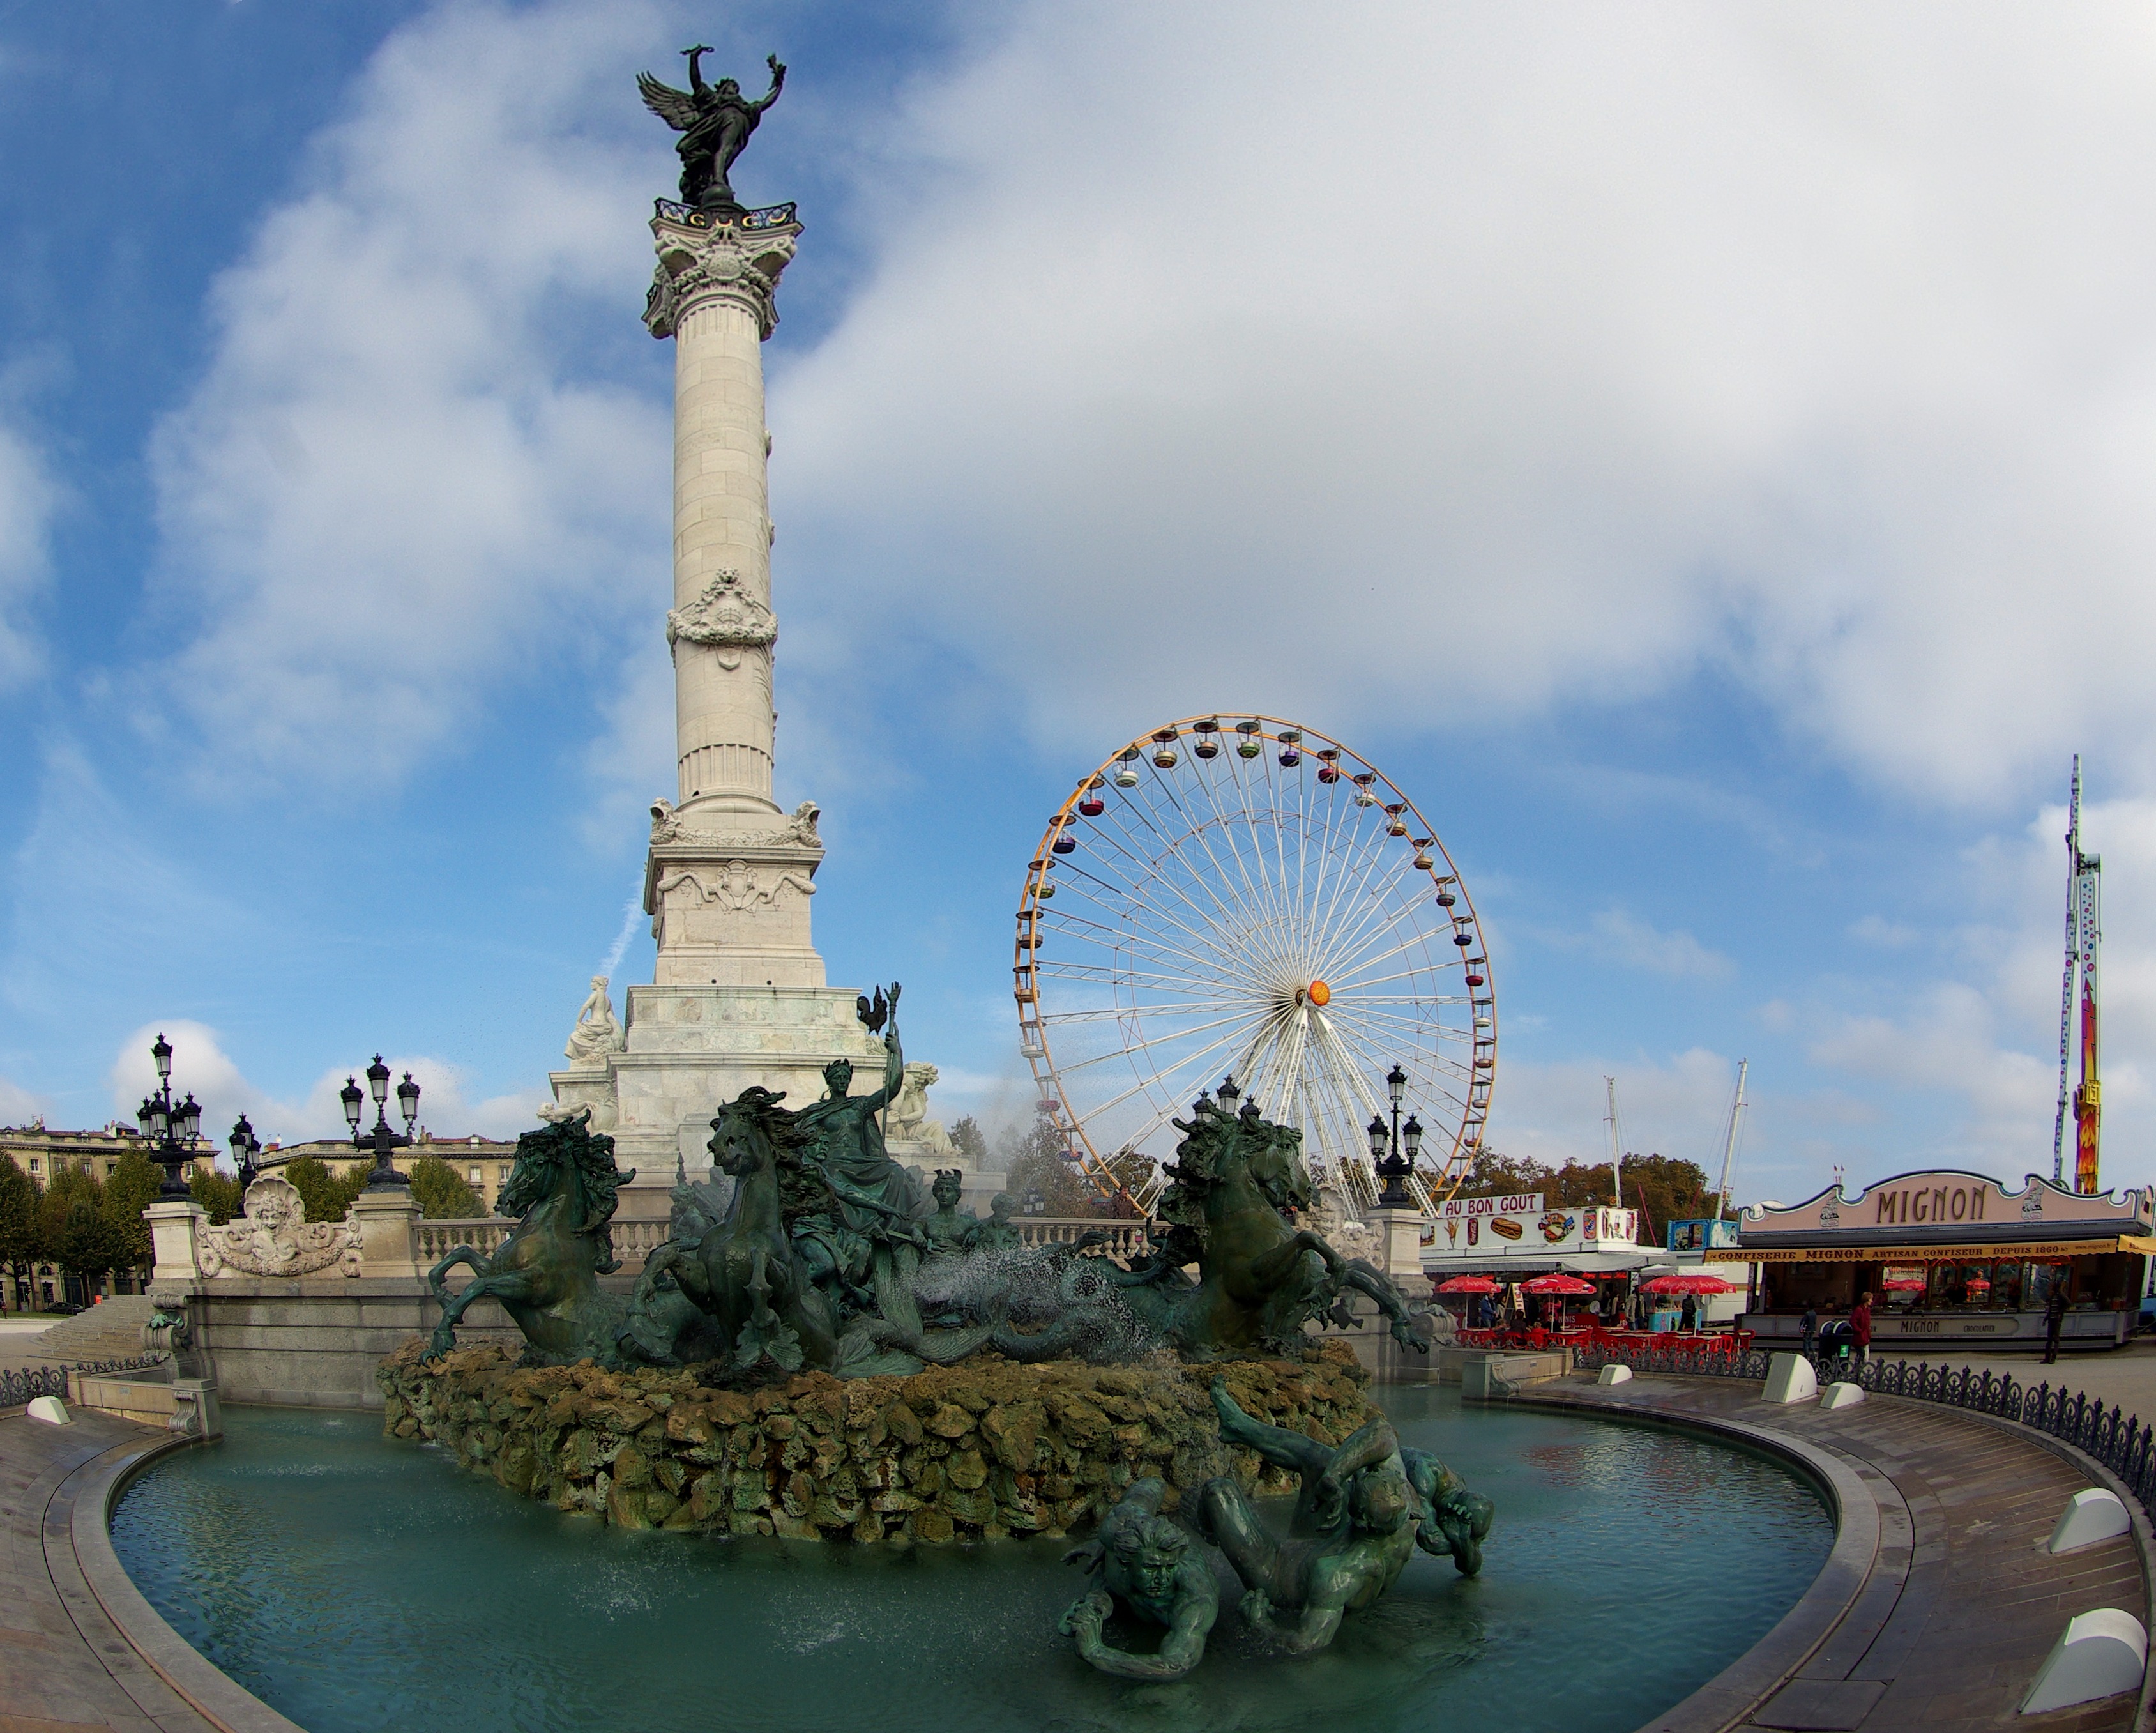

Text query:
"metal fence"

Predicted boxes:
[[0, 1353, 170, 1409], [1574, 1340, 2156, 1519]]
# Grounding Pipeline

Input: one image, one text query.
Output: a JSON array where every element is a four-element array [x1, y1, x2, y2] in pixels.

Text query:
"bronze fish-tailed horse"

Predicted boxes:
[[995, 1092, 1433, 1362], [425, 1111, 635, 1364], [621, 1086, 842, 1374]]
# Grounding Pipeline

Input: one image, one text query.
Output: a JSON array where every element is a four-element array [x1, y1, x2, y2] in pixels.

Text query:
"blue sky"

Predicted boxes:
[[3, 2, 2155, 1210]]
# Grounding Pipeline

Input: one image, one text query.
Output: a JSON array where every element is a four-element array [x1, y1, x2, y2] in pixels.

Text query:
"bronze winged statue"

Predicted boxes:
[[638, 45, 786, 212]]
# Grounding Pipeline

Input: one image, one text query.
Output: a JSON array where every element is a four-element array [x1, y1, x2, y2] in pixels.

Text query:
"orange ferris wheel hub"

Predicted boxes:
[[1302, 980, 1332, 1007]]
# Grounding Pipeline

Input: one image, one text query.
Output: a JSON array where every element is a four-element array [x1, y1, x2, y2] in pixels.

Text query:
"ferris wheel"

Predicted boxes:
[[1013, 715, 1495, 1215]]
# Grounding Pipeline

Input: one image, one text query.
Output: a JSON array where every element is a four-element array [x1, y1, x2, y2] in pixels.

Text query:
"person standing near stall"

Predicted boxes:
[[1800, 1300, 1819, 1366], [1849, 1290, 1873, 1375], [1680, 1290, 1698, 1333], [2044, 1279, 2069, 1364]]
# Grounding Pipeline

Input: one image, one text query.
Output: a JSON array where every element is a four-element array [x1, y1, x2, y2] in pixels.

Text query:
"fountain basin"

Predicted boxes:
[[111, 1382, 1832, 1733]]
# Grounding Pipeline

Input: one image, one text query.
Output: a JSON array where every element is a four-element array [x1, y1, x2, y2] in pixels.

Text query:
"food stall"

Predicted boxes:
[[1722, 1168, 2155, 1353], [1423, 1193, 1647, 1329]]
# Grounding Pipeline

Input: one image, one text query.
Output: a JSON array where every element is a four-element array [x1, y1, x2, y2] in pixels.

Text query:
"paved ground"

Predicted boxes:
[[0, 1407, 219, 1733], [1524, 1371, 2149, 1732]]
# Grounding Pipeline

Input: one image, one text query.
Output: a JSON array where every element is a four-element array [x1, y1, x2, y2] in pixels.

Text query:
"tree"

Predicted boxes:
[[1455, 1146, 1554, 1198], [999, 1113, 1094, 1216], [0, 1161, 42, 1309], [1547, 1154, 1718, 1245], [284, 1156, 368, 1223], [949, 1115, 989, 1165], [102, 1149, 163, 1274], [190, 1166, 244, 1226], [409, 1156, 481, 1219], [54, 1193, 121, 1294]]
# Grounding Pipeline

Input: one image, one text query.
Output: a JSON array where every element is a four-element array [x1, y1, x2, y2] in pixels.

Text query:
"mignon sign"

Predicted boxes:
[[1740, 1168, 2152, 1250]]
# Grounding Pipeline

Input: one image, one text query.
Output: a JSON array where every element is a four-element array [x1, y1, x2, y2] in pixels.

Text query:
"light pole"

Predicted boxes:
[[227, 1115, 263, 1197], [342, 1055, 420, 1191], [135, 1033, 204, 1200], [1364, 1062, 1424, 1209]]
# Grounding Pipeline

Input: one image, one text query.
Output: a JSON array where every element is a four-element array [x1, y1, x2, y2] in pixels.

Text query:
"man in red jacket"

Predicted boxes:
[[1849, 1290, 1873, 1375]]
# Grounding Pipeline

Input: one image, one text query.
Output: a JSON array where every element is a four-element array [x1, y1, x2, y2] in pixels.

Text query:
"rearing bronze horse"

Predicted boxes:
[[425, 1113, 634, 1364]]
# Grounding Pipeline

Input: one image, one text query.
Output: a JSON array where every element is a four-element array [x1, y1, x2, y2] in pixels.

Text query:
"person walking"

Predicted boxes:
[[2044, 1281, 2069, 1364], [1849, 1290, 1873, 1376], [1800, 1301, 1818, 1366]]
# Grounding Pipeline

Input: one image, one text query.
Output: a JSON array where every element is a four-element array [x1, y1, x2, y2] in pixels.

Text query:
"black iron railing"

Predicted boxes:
[[1574, 1340, 2156, 1518], [0, 1353, 171, 1409]]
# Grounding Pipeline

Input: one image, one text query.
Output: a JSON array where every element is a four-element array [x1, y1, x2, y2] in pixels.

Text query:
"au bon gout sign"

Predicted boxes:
[[1427, 1196, 1637, 1260]]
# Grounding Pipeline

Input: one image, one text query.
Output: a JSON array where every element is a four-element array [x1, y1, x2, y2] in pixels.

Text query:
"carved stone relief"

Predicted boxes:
[[667, 570, 777, 664], [197, 1176, 363, 1279]]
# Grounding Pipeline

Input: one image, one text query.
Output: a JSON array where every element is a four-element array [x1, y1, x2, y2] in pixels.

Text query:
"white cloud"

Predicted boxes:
[[1489, 1046, 1744, 1177], [105, 1021, 541, 1151], [1848, 915, 1919, 949], [146, 0, 675, 790], [0, 416, 56, 687], [775, 4, 2156, 804], [0, 1074, 50, 1127], [1537, 908, 1735, 980]]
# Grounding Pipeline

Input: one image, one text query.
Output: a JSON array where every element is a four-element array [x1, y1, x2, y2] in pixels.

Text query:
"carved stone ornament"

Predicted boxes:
[[651, 797, 821, 852], [667, 570, 777, 668], [658, 860, 817, 912], [198, 1176, 362, 1279], [644, 217, 799, 340]]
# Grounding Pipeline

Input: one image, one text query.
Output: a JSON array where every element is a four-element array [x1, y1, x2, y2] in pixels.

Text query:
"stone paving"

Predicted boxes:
[[0, 1407, 219, 1733], [1519, 1371, 2150, 1732]]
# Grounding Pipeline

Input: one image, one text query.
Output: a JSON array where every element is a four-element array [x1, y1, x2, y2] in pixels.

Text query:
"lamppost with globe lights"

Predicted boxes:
[[1365, 1063, 1424, 1209], [135, 1033, 206, 1200], [341, 1056, 420, 1191], [227, 1115, 263, 1196]]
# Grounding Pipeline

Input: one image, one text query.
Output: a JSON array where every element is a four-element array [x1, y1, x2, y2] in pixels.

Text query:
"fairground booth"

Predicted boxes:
[[1422, 1193, 1655, 1325], [1720, 1168, 2155, 1353]]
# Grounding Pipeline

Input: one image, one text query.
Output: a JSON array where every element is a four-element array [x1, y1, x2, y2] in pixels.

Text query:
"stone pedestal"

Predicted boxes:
[[144, 1201, 206, 1283], [349, 1191, 423, 1279], [1370, 1206, 1429, 1285]]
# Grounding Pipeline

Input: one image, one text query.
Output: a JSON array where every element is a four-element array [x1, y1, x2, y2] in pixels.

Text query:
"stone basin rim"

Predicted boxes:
[[55, 1398, 1853, 1733]]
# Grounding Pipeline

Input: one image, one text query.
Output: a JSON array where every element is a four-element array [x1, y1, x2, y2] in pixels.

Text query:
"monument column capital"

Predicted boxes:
[[644, 206, 801, 341]]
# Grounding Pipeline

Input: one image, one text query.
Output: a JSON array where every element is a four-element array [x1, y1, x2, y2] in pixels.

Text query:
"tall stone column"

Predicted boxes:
[[545, 199, 884, 1198], [641, 207, 826, 990]]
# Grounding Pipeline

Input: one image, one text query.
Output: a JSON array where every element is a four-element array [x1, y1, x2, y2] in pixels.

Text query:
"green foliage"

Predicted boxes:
[[948, 1115, 989, 1164], [1450, 1148, 1720, 1244], [0, 1159, 42, 1292], [55, 1192, 121, 1281], [284, 1155, 368, 1223], [190, 1165, 245, 1226], [999, 1113, 1095, 1216], [409, 1155, 482, 1219], [102, 1149, 163, 1271]]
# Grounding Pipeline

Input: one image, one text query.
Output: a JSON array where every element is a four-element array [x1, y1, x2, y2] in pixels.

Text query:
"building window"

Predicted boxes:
[[468, 1166, 482, 1184], [27, 1157, 38, 1173]]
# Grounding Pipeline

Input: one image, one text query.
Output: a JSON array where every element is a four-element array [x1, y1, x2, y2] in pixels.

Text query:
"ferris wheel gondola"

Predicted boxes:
[[1013, 715, 1494, 1215]]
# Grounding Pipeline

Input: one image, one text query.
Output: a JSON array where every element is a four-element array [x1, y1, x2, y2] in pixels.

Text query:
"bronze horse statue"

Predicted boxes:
[[995, 1095, 1431, 1362], [621, 1087, 842, 1373], [425, 1112, 634, 1364]]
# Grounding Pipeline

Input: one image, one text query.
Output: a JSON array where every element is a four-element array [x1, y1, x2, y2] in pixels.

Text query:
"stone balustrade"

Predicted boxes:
[[411, 1214, 1154, 1274]]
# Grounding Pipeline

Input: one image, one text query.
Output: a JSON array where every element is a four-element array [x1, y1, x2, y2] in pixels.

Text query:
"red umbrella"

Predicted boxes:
[[1639, 1274, 1740, 1296], [1436, 1275, 1501, 1294], [1522, 1274, 1597, 1295]]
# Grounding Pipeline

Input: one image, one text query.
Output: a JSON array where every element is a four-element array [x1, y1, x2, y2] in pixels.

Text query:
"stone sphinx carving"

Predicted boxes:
[[666, 570, 776, 662], [198, 1176, 361, 1279], [564, 975, 626, 1067], [657, 862, 817, 913]]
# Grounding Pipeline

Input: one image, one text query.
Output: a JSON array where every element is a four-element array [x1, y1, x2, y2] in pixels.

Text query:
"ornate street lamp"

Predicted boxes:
[[343, 1054, 420, 1191], [1365, 1062, 1423, 1209], [134, 1032, 204, 1200], [227, 1114, 263, 1195]]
